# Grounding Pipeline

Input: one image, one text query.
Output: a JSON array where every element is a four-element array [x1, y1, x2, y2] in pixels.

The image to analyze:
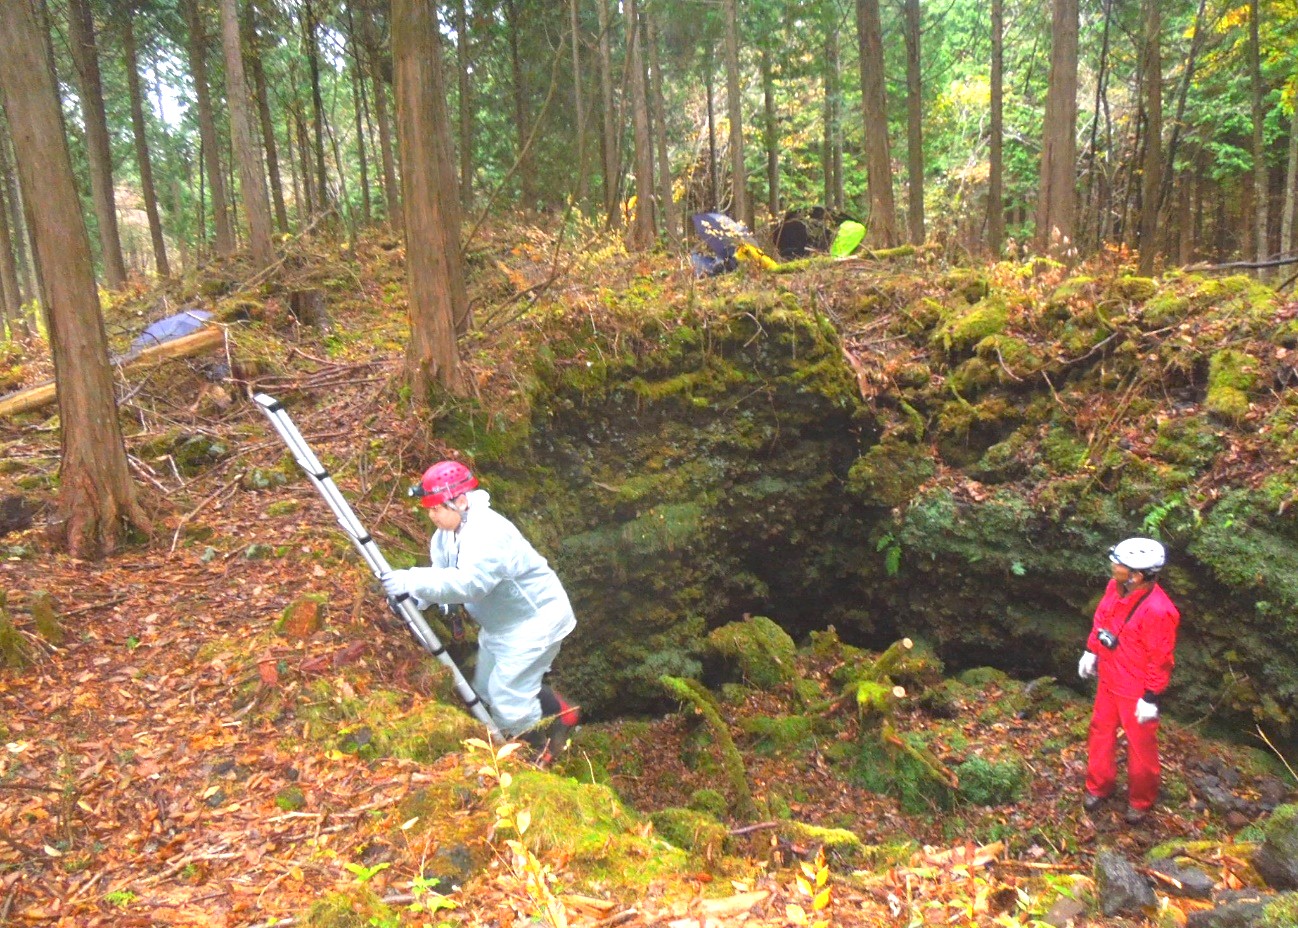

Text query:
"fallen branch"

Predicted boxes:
[[0, 326, 227, 419]]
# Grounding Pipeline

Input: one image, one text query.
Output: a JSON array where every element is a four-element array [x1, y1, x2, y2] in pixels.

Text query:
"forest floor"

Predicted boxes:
[[1, 226, 1295, 927]]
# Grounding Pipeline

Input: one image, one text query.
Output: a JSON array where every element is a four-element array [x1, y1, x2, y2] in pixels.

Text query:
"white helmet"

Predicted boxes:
[[1108, 537, 1165, 574]]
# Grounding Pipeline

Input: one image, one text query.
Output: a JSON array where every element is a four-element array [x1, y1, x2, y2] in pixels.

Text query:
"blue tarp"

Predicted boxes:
[[690, 212, 757, 278], [130, 309, 212, 354]]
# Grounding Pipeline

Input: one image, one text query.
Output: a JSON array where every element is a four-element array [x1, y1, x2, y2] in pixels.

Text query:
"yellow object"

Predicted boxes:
[[736, 243, 779, 271]]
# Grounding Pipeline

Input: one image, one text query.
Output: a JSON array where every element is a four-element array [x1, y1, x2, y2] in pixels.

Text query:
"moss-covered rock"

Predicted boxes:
[[1207, 349, 1260, 424], [707, 615, 797, 688], [847, 436, 935, 507], [1111, 276, 1157, 302], [650, 807, 729, 860], [932, 297, 1009, 354], [940, 269, 990, 304]]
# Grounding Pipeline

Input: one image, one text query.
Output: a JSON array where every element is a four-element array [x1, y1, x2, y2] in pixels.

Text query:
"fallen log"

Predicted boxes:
[[0, 326, 227, 419]]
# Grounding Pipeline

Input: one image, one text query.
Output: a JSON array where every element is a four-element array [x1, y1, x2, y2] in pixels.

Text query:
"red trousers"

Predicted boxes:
[[1085, 686, 1161, 810]]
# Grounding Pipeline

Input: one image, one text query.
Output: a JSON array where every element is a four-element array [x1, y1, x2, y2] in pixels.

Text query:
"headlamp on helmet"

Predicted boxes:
[[409, 460, 478, 508]]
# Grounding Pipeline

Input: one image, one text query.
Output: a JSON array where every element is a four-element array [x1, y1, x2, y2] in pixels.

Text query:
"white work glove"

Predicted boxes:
[[380, 570, 411, 599], [1078, 651, 1097, 680], [1135, 698, 1159, 724]]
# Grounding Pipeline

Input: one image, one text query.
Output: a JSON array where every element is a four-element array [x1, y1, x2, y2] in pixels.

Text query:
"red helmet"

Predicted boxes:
[[410, 460, 478, 508]]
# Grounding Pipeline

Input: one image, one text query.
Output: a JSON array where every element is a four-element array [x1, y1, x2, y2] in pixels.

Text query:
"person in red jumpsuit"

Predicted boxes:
[[1077, 537, 1180, 825]]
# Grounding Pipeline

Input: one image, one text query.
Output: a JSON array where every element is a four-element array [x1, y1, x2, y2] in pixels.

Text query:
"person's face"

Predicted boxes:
[[426, 495, 466, 531], [1110, 561, 1146, 587]]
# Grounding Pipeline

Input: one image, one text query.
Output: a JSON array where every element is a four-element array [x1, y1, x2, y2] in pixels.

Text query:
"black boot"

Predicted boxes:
[[535, 685, 580, 767]]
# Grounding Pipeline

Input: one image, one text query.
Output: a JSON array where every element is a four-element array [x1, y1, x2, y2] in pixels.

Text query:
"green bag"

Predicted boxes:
[[830, 221, 866, 257]]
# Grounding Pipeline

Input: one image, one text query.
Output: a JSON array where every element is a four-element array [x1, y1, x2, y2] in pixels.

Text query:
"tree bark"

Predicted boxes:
[[357, 10, 400, 230], [647, 11, 679, 245], [247, 0, 289, 233], [184, 0, 234, 254], [706, 50, 718, 209], [626, 0, 655, 250], [0, 114, 34, 311], [902, 0, 924, 244], [0, 167, 21, 333], [597, 0, 620, 226], [570, 0, 588, 205], [1156, 0, 1206, 231], [392, 0, 467, 398], [855, 0, 897, 246], [1282, 98, 1298, 257], [761, 46, 779, 223], [988, 0, 1004, 255], [723, 0, 748, 225], [505, 0, 533, 210], [0, 0, 151, 557], [344, 6, 372, 223], [1249, 0, 1267, 268], [67, 0, 128, 287], [121, 16, 170, 278], [219, 0, 274, 269], [455, 0, 474, 209], [1035, 0, 1079, 255], [303, 0, 331, 215], [1135, 0, 1161, 276], [822, 3, 843, 212]]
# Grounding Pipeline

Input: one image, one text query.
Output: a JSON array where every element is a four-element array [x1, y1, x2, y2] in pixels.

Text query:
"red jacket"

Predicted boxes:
[[1087, 579, 1180, 700]]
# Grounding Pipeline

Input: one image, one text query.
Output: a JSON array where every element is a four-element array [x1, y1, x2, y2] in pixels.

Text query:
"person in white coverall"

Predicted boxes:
[[381, 460, 579, 763]]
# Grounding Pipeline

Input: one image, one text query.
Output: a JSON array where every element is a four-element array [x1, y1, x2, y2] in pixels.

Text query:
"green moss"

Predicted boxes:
[[504, 770, 690, 885], [707, 615, 797, 688], [1141, 292, 1191, 328], [299, 678, 479, 763], [846, 437, 935, 507], [1206, 349, 1259, 423], [932, 297, 1009, 354], [688, 788, 729, 818], [894, 297, 945, 337], [1042, 425, 1088, 473], [1111, 276, 1157, 302], [739, 714, 815, 754], [955, 755, 1027, 806], [1261, 893, 1298, 928], [661, 676, 758, 820], [940, 269, 990, 304], [1045, 275, 1097, 317], [302, 889, 396, 928], [975, 335, 1042, 381], [778, 821, 866, 865], [275, 786, 306, 811], [1152, 416, 1224, 469], [949, 357, 996, 395], [650, 807, 729, 859]]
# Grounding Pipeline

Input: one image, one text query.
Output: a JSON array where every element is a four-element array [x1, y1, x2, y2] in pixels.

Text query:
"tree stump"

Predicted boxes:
[[289, 289, 330, 330]]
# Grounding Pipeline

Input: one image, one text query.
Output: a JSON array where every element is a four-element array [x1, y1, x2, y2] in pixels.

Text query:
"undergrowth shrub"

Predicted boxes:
[[955, 755, 1028, 806]]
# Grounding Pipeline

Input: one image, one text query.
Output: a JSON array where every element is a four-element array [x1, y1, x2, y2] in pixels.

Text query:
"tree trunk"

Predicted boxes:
[[455, 0, 474, 208], [1249, 0, 1267, 268], [1135, 0, 1161, 276], [303, 0, 331, 215], [505, 0, 533, 210], [0, 0, 152, 557], [626, 0, 655, 250], [345, 7, 372, 223], [295, 106, 315, 219], [392, 0, 468, 398], [1282, 99, 1298, 257], [67, 0, 128, 287], [121, 17, 170, 278], [902, 0, 924, 244], [706, 51, 718, 209], [823, 3, 843, 212], [184, 0, 234, 254], [247, 0, 289, 233], [0, 168, 21, 333], [723, 0, 748, 225], [219, 0, 274, 269], [1035, 0, 1079, 255], [647, 11, 679, 245], [988, 0, 1004, 255], [360, 16, 400, 231], [1156, 0, 1205, 228], [597, 0, 620, 226], [855, 0, 897, 246], [570, 0, 588, 205], [0, 115, 34, 312], [761, 46, 779, 223], [1082, 0, 1113, 251]]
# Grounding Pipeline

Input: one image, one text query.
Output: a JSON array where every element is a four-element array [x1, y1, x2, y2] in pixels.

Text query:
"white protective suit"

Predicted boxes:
[[403, 490, 576, 736]]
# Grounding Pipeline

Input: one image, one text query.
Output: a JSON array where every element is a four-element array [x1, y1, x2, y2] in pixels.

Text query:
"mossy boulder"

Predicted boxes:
[[299, 679, 479, 763], [1253, 804, 1298, 890], [932, 297, 1009, 354], [940, 269, 990, 304], [707, 615, 797, 690], [1206, 349, 1260, 424], [955, 754, 1028, 806], [778, 821, 866, 864], [277, 594, 328, 639], [650, 807, 729, 861], [847, 436, 935, 507], [1111, 276, 1157, 302]]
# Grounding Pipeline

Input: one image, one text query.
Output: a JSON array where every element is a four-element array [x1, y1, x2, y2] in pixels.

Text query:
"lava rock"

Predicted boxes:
[[1253, 803, 1298, 890], [1256, 776, 1293, 812], [1095, 850, 1156, 916], [1186, 889, 1272, 928], [1044, 896, 1087, 927], [1149, 858, 1217, 899]]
